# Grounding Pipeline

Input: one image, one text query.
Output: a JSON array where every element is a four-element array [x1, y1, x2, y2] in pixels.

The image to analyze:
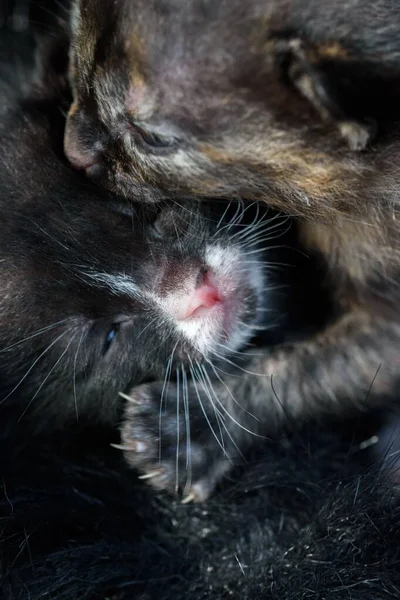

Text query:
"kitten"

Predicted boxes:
[[64, 0, 400, 490], [0, 42, 333, 500]]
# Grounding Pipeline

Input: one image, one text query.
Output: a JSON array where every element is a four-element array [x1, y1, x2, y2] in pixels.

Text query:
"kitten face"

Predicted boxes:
[[65, 0, 371, 211], [0, 81, 277, 428]]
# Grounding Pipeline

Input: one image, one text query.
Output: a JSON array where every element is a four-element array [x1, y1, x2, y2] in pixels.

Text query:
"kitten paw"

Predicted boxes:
[[116, 381, 239, 502]]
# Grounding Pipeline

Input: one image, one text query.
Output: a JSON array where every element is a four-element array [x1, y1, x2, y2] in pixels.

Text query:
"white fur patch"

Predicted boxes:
[[83, 240, 266, 360], [84, 271, 142, 299]]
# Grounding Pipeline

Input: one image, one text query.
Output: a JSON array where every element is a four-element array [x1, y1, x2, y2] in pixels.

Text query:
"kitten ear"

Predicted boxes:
[[276, 38, 377, 151]]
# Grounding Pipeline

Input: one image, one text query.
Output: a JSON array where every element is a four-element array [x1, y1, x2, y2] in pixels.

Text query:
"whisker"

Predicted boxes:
[[203, 361, 259, 422], [200, 364, 265, 439], [214, 342, 264, 359], [195, 361, 244, 461], [241, 243, 290, 256], [215, 199, 245, 237], [0, 329, 71, 405], [159, 342, 177, 464], [175, 367, 180, 493], [18, 333, 77, 421], [136, 316, 162, 341], [188, 360, 227, 457], [210, 348, 269, 377], [236, 213, 290, 242], [193, 360, 226, 452], [181, 364, 192, 495], [216, 199, 233, 232], [72, 330, 87, 422], [0, 320, 69, 353]]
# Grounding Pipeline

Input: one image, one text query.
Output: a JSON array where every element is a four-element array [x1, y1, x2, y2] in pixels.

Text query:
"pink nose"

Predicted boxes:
[[68, 152, 97, 171], [185, 271, 222, 318], [64, 120, 99, 171], [64, 143, 98, 171]]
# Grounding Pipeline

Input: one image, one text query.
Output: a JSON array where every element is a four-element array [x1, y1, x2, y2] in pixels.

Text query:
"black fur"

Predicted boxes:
[[3, 419, 400, 600], [1, 5, 400, 599]]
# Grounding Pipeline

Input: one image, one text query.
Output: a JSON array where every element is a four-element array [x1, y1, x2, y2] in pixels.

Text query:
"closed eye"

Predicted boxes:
[[127, 123, 178, 151]]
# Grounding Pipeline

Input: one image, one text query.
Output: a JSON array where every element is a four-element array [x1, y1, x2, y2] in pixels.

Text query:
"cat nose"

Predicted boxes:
[[65, 145, 99, 171], [64, 114, 102, 171], [64, 132, 100, 170], [183, 270, 222, 319]]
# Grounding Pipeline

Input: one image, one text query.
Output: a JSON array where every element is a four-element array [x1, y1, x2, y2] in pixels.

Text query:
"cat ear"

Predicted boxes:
[[276, 37, 377, 151]]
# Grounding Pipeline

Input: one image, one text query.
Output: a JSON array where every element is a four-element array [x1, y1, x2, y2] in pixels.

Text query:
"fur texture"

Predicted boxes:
[[1, 6, 400, 599], [0, 3, 337, 501], [3, 418, 400, 600], [63, 0, 400, 447]]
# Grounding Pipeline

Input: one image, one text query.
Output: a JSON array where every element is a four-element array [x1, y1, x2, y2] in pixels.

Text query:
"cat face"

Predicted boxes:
[[65, 0, 372, 212], [0, 82, 278, 428]]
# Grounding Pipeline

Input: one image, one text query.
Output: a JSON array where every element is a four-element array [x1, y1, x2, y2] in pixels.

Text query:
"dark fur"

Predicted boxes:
[[5, 416, 400, 600], [0, 52, 282, 432], [0, 5, 335, 505], [2, 8, 400, 599], [64, 0, 400, 462]]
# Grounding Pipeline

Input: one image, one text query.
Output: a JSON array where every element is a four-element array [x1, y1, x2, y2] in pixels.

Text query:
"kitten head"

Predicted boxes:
[[0, 72, 282, 429], [64, 0, 389, 211]]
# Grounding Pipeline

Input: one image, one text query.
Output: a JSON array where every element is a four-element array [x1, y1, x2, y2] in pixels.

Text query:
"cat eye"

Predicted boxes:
[[104, 324, 119, 353], [128, 123, 177, 151], [138, 127, 174, 149]]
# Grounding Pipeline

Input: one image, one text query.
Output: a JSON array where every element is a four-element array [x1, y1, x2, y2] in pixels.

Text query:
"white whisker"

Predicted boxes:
[[210, 348, 268, 377], [175, 367, 180, 493], [200, 364, 265, 439], [195, 361, 245, 461], [159, 342, 177, 464], [203, 360, 259, 422], [181, 364, 192, 495], [72, 330, 86, 422], [188, 360, 227, 457], [0, 329, 71, 405], [193, 360, 226, 451], [18, 333, 77, 421], [0, 320, 69, 353]]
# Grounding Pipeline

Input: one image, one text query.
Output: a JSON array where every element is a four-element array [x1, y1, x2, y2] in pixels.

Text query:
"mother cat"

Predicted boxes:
[[64, 0, 400, 464]]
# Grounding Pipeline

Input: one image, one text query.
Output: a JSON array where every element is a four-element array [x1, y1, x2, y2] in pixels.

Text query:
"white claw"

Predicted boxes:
[[119, 391, 140, 404], [138, 471, 161, 480], [110, 443, 132, 451], [181, 493, 196, 504]]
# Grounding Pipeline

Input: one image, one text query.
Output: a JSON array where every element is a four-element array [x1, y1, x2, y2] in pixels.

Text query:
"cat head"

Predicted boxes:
[[0, 72, 279, 428], [64, 0, 393, 210]]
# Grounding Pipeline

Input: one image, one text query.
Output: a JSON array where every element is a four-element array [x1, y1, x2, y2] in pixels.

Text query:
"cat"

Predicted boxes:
[[2, 15, 400, 599], [63, 0, 400, 498], [0, 28, 332, 500]]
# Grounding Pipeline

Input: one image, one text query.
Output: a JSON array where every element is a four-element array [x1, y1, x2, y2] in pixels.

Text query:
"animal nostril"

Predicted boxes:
[[184, 269, 222, 319]]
